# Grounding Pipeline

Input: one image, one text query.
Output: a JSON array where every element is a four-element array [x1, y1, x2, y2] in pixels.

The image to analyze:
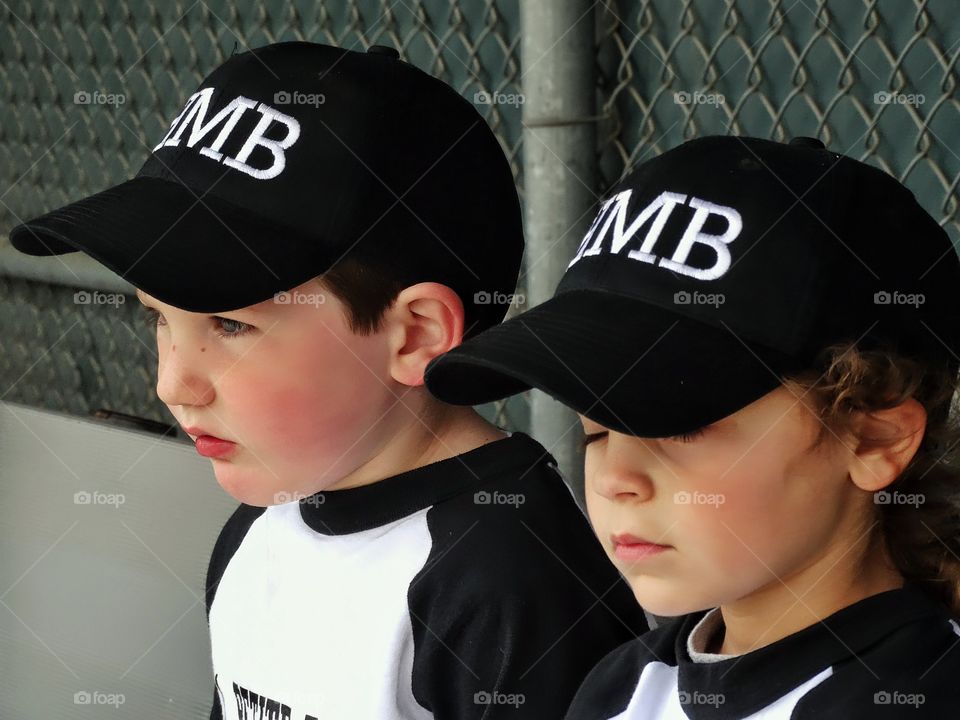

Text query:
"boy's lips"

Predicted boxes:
[[182, 425, 238, 458], [182, 425, 230, 442]]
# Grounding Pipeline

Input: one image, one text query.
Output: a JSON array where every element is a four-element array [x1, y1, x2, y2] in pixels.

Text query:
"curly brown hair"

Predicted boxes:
[[782, 342, 960, 616]]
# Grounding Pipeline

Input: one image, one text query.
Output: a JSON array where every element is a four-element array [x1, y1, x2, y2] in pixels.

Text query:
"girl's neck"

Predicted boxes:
[[716, 537, 904, 656]]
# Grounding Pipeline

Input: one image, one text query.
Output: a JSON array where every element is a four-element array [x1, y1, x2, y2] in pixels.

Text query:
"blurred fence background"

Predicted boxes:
[[1, 0, 959, 715]]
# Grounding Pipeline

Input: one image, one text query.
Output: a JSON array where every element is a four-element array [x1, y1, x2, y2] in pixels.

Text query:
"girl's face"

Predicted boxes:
[[137, 280, 405, 506], [581, 385, 867, 616]]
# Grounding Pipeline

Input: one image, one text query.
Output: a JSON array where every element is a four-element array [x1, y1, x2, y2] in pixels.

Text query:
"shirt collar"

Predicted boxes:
[[675, 583, 946, 719], [296, 431, 552, 535]]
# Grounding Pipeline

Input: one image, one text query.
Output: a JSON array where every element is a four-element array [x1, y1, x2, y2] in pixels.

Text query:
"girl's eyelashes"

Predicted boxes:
[[580, 431, 608, 449], [579, 426, 707, 450], [139, 306, 254, 339], [665, 427, 707, 443]]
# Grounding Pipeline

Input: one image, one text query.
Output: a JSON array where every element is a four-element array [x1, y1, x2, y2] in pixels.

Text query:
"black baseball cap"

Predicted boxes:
[[424, 135, 960, 437], [9, 41, 522, 331]]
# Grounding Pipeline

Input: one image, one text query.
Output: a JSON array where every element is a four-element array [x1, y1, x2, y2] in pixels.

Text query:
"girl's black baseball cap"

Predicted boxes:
[[9, 41, 522, 331], [424, 135, 960, 437]]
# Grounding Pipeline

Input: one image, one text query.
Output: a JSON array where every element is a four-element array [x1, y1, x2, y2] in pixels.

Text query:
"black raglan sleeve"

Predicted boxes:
[[408, 469, 649, 719], [205, 503, 267, 720]]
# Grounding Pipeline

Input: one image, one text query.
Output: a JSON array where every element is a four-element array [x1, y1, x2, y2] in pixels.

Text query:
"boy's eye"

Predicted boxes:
[[140, 306, 164, 329], [138, 306, 253, 339]]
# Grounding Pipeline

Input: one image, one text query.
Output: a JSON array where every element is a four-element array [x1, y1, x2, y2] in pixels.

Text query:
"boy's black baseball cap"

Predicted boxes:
[[9, 41, 522, 330], [424, 135, 960, 437]]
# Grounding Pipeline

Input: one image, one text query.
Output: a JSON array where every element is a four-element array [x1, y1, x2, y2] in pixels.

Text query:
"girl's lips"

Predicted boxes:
[[611, 533, 672, 562], [194, 435, 237, 458]]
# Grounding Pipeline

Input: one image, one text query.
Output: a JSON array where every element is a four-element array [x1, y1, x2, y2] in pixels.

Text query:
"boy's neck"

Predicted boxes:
[[328, 405, 507, 491], [716, 531, 904, 656]]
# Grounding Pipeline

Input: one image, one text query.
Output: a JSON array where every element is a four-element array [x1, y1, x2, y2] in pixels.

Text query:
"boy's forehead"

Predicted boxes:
[[134, 288, 272, 314]]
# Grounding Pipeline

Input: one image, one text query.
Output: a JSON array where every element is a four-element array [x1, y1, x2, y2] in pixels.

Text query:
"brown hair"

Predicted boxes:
[[313, 256, 484, 340], [782, 342, 960, 616]]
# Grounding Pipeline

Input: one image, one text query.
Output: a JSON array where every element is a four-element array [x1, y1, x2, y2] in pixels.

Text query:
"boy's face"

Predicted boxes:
[[580, 385, 861, 617], [137, 280, 404, 506]]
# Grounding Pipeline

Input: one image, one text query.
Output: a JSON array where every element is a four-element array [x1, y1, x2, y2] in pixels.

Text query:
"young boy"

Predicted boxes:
[[9, 42, 648, 718], [425, 135, 960, 717]]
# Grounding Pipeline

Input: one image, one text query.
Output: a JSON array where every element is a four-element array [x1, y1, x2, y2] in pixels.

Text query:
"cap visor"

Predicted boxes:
[[9, 176, 335, 312], [425, 289, 796, 437]]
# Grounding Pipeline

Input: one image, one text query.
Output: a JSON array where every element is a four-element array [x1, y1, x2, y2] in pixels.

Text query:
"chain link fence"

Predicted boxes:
[[2, 0, 958, 436]]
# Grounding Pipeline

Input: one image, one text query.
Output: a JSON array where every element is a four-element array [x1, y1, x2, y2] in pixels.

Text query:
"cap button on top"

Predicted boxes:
[[367, 45, 399, 59], [789, 136, 825, 149]]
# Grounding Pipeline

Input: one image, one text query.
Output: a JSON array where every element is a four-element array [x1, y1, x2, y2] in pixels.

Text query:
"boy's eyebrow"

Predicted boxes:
[[133, 289, 269, 315]]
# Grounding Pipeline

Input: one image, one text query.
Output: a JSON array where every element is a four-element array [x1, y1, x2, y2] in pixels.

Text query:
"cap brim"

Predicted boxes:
[[9, 176, 336, 312], [425, 289, 799, 437]]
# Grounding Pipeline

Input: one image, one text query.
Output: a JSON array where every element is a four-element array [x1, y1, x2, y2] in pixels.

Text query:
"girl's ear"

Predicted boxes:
[[384, 283, 464, 387], [847, 398, 927, 493]]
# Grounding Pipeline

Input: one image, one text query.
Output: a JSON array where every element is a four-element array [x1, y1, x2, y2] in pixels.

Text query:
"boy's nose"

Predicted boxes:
[[155, 348, 215, 408]]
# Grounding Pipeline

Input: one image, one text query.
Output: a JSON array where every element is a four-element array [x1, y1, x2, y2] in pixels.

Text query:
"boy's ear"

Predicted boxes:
[[846, 398, 927, 492], [385, 282, 464, 386]]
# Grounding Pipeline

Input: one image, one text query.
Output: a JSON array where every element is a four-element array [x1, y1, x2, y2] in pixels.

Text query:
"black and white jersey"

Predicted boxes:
[[205, 431, 648, 719], [565, 582, 960, 719]]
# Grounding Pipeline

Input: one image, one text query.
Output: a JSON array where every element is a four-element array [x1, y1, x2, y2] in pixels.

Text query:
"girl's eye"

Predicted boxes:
[[580, 431, 607, 450], [665, 427, 707, 443], [138, 306, 253, 339]]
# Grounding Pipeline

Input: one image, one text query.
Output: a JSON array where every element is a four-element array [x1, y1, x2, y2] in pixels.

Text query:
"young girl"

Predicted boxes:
[[425, 134, 960, 717]]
